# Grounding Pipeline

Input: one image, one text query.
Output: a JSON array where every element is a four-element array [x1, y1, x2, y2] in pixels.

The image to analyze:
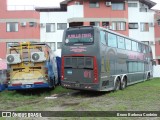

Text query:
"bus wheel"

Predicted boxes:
[[49, 77, 55, 89], [114, 78, 120, 91], [120, 77, 127, 90], [147, 73, 150, 80]]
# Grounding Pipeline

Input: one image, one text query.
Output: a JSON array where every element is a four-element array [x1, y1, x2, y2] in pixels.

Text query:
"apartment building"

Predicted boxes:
[[155, 10, 160, 64], [0, 0, 158, 61], [36, 0, 129, 56], [36, 0, 156, 58], [128, 0, 156, 59], [0, 0, 40, 59]]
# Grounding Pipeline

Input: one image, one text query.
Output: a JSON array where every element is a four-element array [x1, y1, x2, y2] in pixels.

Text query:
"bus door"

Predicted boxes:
[[105, 49, 116, 87]]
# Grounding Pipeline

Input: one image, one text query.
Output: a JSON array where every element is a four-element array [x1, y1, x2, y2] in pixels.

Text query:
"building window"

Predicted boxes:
[[46, 23, 55, 32], [112, 3, 125, 10], [128, 3, 137, 7], [46, 42, 56, 51], [140, 8, 147, 12], [29, 22, 37, 27], [57, 23, 67, 30], [102, 22, 109, 27], [57, 42, 62, 49], [140, 23, 149, 32], [90, 22, 100, 26], [6, 22, 18, 32], [89, 0, 99, 8], [139, 3, 147, 12], [112, 22, 126, 30], [129, 23, 138, 29], [158, 20, 160, 26]]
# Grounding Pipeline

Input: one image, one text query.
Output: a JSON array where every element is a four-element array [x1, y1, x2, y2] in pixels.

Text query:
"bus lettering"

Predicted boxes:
[[84, 71, 91, 78]]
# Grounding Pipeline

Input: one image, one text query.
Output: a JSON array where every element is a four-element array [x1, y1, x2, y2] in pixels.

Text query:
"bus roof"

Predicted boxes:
[[8, 42, 48, 47]]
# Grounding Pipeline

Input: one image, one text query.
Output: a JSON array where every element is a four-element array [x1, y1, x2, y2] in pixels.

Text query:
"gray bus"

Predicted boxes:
[[61, 26, 154, 91]]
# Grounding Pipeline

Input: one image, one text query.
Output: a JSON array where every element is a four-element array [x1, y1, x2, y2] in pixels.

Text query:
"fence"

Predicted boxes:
[[153, 65, 160, 77]]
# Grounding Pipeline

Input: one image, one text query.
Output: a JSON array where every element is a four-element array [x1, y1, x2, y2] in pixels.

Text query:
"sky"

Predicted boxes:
[[8, 0, 160, 10]]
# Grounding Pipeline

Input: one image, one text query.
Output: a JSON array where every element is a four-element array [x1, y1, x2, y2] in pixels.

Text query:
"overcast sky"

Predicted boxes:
[[8, 0, 160, 9]]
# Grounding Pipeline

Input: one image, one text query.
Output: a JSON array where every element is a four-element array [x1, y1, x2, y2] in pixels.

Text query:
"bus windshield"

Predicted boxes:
[[65, 28, 94, 45]]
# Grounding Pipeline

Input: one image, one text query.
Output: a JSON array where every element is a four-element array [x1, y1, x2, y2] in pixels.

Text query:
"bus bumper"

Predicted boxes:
[[61, 81, 99, 91], [7, 83, 50, 90], [0, 84, 6, 92]]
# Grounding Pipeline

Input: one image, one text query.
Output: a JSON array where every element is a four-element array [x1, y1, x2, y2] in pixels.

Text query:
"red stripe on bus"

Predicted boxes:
[[61, 56, 65, 80], [93, 56, 98, 83], [12, 83, 22, 86], [34, 82, 44, 84]]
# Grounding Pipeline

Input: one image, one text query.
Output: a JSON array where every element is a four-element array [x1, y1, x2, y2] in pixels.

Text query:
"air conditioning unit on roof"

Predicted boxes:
[[31, 52, 46, 62], [6, 54, 21, 64], [106, 2, 111, 6], [20, 22, 26, 27], [40, 23, 46, 28]]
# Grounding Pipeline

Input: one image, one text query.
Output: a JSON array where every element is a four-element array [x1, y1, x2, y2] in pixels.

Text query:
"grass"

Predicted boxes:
[[0, 78, 160, 119], [0, 86, 73, 111]]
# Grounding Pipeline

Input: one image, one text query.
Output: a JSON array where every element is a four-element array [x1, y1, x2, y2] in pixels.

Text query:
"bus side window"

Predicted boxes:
[[117, 36, 125, 49], [137, 43, 142, 52], [125, 39, 131, 50], [141, 44, 145, 53], [145, 46, 149, 53], [108, 33, 117, 47], [132, 41, 137, 51], [100, 31, 106, 45]]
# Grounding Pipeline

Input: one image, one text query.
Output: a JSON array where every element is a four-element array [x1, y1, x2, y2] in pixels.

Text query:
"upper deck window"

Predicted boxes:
[[65, 28, 94, 46], [132, 41, 137, 51], [117, 36, 125, 49], [125, 39, 131, 50], [108, 33, 117, 47], [100, 31, 107, 45]]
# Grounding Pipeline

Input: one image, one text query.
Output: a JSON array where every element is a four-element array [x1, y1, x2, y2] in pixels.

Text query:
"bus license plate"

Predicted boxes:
[[24, 85, 32, 88]]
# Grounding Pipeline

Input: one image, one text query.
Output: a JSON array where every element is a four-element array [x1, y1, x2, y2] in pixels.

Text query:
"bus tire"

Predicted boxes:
[[114, 78, 120, 91], [49, 77, 55, 89], [120, 77, 127, 90], [147, 73, 150, 80]]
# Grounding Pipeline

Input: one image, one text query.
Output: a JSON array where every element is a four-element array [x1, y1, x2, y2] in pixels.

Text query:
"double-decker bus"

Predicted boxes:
[[6, 42, 59, 90], [61, 26, 154, 91]]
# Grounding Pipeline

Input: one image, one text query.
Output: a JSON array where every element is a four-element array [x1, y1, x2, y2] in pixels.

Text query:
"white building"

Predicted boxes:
[[36, 3, 84, 57], [36, 0, 156, 58], [128, 0, 156, 59]]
